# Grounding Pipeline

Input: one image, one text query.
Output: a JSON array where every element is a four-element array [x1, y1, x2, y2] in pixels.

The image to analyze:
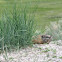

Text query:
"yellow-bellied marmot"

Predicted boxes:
[[32, 35, 51, 44]]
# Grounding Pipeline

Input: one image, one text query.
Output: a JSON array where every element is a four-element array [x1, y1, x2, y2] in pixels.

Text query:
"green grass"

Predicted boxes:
[[0, 0, 62, 32], [0, 5, 35, 50], [59, 56, 62, 59], [42, 48, 50, 53], [45, 21, 62, 41]]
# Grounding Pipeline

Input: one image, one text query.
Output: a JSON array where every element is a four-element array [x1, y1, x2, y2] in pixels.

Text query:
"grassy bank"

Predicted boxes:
[[0, 0, 62, 50]]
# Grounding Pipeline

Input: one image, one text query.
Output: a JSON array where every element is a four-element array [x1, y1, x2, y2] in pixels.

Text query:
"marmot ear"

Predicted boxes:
[[41, 35, 46, 38], [41, 35, 43, 38], [41, 35, 45, 38]]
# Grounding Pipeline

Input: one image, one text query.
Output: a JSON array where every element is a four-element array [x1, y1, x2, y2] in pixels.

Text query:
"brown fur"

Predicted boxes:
[[32, 35, 51, 44]]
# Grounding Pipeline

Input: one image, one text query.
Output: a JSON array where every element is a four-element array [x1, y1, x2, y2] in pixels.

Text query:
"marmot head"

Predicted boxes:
[[41, 35, 51, 44]]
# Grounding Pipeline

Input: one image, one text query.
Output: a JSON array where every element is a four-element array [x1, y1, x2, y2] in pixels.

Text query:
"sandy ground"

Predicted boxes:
[[0, 41, 62, 62]]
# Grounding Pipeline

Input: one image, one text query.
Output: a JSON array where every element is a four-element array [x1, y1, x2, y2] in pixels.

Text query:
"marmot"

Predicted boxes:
[[32, 35, 51, 44]]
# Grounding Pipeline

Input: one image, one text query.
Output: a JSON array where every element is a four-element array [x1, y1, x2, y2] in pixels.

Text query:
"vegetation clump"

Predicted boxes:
[[0, 5, 35, 50], [45, 20, 62, 41]]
